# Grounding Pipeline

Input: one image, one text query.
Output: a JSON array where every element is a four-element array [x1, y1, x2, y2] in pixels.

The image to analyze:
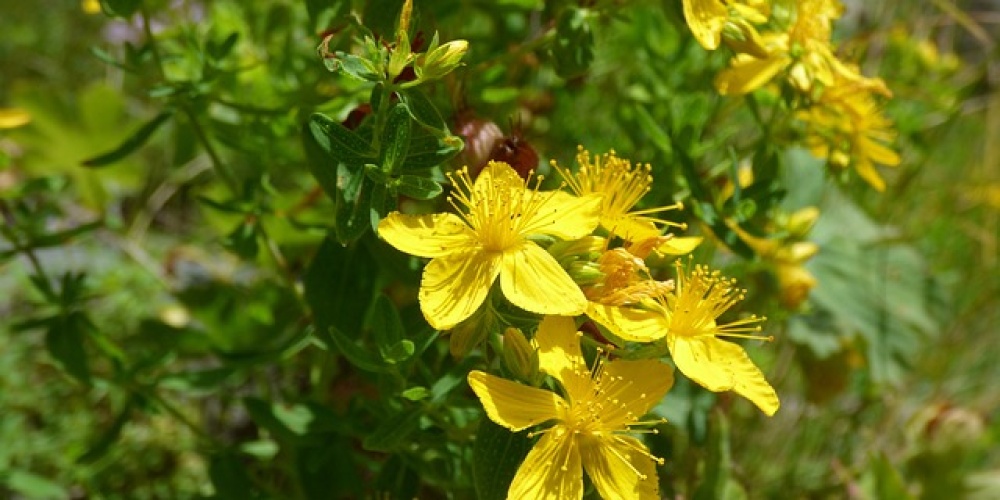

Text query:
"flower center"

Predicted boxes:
[[446, 165, 555, 252], [663, 262, 770, 341]]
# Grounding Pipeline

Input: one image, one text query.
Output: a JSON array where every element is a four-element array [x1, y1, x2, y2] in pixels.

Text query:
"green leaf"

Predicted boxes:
[[472, 419, 534, 500], [45, 313, 91, 385], [381, 104, 412, 174], [77, 396, 135, 464], [318, 325, 387, 373], [99, 0, 139, 18], [243, 397, 301, 443], [362, 410, 422, 452], [395, 175, 442, 200], [336, 175, 374, 243], [224, 220, 259, 259], [401, 386, 430, 401], [371, 295, 405, 345], [400, 90, 447, 132], [381, 340, 415, 364], [400, 133, 463, 172], [303, 237, 377, 337], [209, 452, 254, 499], [551, 7, 594, 78], [5, 470, 69, 499], [158, 367, 235, 394], [308, 112, 377, 161], [81, 111, 172, 167], [860, 453, 914, 500], [693, 409, 747, 500]]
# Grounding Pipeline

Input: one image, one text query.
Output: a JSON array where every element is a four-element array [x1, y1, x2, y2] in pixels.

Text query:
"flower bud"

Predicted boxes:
[[786, 206, 820, 238], [501, 327, 539, 384], [387, 30, 413, 80], [415, 38, 469, 82], [722, 18, 770, 59]]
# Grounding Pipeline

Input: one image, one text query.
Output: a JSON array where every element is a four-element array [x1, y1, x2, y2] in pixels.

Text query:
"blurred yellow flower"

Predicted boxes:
[[0, 108, 31, 129], [799, 82, 900, 191], [377, 161, 601, 330], [82, 0, 101, 14], [589, 263, 780, 416], [682, 0, 770, 52], [714, 0, 883, 95], [468, 315, 672, 499], [553, 147, 684, 242]]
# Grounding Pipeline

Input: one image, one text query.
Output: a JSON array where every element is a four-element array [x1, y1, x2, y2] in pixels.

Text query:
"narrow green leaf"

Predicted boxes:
[[303, 237, 376, 337], [78, 396, 135, 464], [317, 325, 387, 373], [381, 340, 415, 365], [45, 313, 91, 385], [381, 104, 412, 175], [6, 470, 69, 499], [400, 133, 463, 172], [472, 419, 534, 500], [335, 175, 373, 243], [395, 175, 442, 200], [362, 410, 422, 452], [99, 0, 139, 18], [209, 452, 254, 499], [400, 90, 447, 131], [401, 386, 430, 401], [82, 111, 172, 167], [371, 295, 405, 345], [308, 112, 376, 161]]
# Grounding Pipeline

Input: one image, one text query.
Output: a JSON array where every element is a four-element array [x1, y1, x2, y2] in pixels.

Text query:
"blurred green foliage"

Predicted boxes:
[[1, 0, 998, 498]]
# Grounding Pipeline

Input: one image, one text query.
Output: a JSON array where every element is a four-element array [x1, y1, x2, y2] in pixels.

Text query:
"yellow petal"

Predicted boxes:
[[656, 236, 703, 255], [534, 315, 591, 402], [861, 138, 901, 167], [669, 336, 780, 416], [378, 212, 476, 258], [508, 429, 583, 500], [528, 191, 603, 241], [853, 159, 886, 192], [475, 160, 524, 191], [582, 435, 660, 500], [420, 250, 501, 330], [500, 243, 587, 316], [682, 0, 728, 50], [602, 215, 659, 242], [467, 370, 565, 431], [599, 359, 674, 428], [0, 108, 31, 129], [587, 303, 667, 343], [715, 54, 790, 95]]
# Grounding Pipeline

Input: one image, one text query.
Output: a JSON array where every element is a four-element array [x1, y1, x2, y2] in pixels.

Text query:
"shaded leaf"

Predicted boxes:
[[82, 111, 172, 167]]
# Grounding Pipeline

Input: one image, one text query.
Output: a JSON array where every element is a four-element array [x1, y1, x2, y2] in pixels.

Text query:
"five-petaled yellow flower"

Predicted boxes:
[[377, 161, 601, 330], [468, 315, 673, 499], [589, 263, 780, 416], [552, 147, 684, 242]]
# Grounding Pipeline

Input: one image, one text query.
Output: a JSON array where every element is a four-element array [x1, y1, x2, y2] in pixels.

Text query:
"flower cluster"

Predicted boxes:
[[684, 0, 900, 191], [378, 150, 778, 498]]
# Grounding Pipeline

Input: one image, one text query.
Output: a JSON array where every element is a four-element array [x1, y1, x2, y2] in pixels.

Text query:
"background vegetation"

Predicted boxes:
[[1, 0, 997, 498]]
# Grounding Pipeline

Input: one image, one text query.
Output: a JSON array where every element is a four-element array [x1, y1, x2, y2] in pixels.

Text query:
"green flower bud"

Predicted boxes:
[[415, 36, 469, 82], [501, 327, 539, 384]]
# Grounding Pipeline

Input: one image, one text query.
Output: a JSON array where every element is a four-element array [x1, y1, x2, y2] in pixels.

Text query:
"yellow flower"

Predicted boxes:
[[589, 263, 780, 416], [799, 82, 900, 191], [0, 108, 31, 129], [714, 0, 880, 95], [377, 161, 601, 330], [468, 315, 673, 499], [81, 0, 101, 14], [552, 147, 684, 242], [682, 0, 770, 52]]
